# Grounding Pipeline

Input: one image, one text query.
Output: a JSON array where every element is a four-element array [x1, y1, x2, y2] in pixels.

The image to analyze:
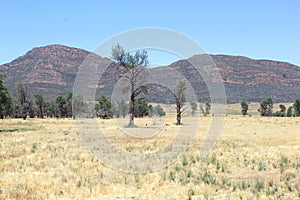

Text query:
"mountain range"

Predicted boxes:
[[0, 44, 300, 103]]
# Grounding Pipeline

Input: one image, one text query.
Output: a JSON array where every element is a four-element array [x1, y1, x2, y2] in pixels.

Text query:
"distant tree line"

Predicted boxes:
[[1, 75, 214, 123], [0, 74, 12, 119], [0, 75, 168, 120], [0, 81, 76, 119], [240, 98, 300, 117], [95, 95, 166, 119]]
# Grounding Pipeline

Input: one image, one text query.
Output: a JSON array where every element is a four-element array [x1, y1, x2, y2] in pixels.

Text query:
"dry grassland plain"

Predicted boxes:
[[0, 106, 300, 199]]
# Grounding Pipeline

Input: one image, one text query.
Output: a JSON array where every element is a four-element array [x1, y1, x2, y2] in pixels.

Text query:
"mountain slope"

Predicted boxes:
[[0, 45, 300, 103], [0, 45, 90, 99], [211, 55, 300, 102]]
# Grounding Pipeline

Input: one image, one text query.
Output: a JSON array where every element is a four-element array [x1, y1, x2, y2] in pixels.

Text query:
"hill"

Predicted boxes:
[[0, 44, 300, 103], [0, 45, 90, 99]]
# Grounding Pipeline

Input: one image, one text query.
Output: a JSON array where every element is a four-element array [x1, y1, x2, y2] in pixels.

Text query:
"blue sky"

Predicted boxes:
[[0, 0, 300, 66]]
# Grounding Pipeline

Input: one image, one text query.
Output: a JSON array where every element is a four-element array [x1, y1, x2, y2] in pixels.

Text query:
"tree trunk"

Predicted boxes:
[[176, 104, 181, 125], [128, 94, 135, 127], [176, 115, 181, 125], [129, 113, 134, 127], [40, 105, 44, 118]]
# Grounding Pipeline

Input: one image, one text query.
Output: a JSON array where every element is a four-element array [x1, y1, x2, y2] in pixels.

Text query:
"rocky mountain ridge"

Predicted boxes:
[[1, 44, 300, 103]]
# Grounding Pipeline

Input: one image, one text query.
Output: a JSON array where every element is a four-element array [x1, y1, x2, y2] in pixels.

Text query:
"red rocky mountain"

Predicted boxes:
[[0, 44, 299, 103]]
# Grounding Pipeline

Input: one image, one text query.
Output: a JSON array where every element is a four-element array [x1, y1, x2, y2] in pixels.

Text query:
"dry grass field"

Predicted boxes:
[[0, 111, 300, 199]]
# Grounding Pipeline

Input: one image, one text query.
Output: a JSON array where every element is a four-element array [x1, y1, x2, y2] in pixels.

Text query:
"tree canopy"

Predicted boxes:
[[0, 75, 12, 119], [111, 44, 149, 127]]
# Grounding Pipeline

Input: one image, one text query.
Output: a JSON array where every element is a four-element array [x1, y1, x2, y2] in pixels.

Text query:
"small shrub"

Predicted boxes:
[[188, 189, 195, 198], [200, 171, 216, 185], [186, 169, 192, 178], [31, 143, 38, 153], [258, 161, 266, 171], [175, 165, 181, 172], [216, 161, 221, 171], [190, 156, 196, 164], [281, 155, 289, 165], [168, 171, 175, 182], [211, 153, 217, 165], [252, 180, 264, 193], [240, 180, 250, 190], [182, 155, 188, 166]]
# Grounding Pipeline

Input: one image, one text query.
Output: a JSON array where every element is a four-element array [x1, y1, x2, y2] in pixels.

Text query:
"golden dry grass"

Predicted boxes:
[[0, 114, 299, 199]]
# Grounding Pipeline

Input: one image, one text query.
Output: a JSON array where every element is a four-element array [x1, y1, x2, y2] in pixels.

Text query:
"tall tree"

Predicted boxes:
[[258, 98, 273, 116], [293, 99, 300, 116], [114, 99, 128, 118], [286, 106, 293, 117], [154, 104, 166, 117], [46, 101, 57, 118], [96, 95, 113, 119], [199, 104, 206, 116], [55, 93, 73, 118], [65, 92, 73, 118], [241, 102, 249, 116], [279, 104, 286, 113], [17, 82, 32, 120], [12, 99, 22, 118], [134, 98, 149, 118], [205, 103, 211, 116], [72, 94, 85, 119], [56, 95, 67, 118], [190, 101, 197, 116], [148, 104, 154, 117], [173, 80, 186, 125], [0, 74, 12, 119], [111, 44, 148, 127], [34, 94, 46, 118], [200, 103, 211, 116], [277, 104, 286, 117]]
